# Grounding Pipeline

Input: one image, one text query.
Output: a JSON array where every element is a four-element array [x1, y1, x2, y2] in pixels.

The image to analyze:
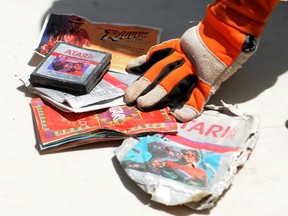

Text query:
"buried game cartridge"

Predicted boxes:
[[30, 42, 111, 95]]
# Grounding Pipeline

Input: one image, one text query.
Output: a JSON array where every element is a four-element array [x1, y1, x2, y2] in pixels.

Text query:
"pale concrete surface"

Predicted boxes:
[[1, 0, 287, 215]]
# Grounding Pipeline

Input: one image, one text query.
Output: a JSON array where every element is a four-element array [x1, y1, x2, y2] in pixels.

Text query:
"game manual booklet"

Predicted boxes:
[[30, 42, 111, 95], [30, 97, 178, 153], [115, 102, 259, 210], [34, 13, 162, 73]]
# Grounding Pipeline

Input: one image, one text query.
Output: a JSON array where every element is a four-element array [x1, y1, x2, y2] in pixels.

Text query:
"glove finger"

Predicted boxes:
[[127, 48, 174, 75], [124, 76, 151, 105], [136, 62, 198, 110], [147, 39, 180, 56], [125, 52, 184, 105], [126, 39, 179, 75], [137, 75, 198, 111], [125, 55, 147, 73], [171, 81, 212, 122]]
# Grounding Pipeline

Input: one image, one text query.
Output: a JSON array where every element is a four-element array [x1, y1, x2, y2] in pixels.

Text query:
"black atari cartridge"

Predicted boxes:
[[30, 42, 111, 95]]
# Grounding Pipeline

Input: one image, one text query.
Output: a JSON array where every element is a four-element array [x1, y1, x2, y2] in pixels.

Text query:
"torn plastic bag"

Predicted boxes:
[[115, 102, 259, 210]]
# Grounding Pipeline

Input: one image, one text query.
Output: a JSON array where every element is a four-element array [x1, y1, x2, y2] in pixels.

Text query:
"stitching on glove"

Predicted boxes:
[[181, 24, 227, 86]]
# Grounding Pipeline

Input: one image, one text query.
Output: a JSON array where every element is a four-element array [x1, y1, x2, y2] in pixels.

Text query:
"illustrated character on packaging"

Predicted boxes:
[[122, 141, 182, 175], [40, 16, 91, 55]]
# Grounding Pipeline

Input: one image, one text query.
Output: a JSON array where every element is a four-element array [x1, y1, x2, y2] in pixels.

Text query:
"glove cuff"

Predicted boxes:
[[181, 8, 259, 93], [181, 24, 227, 92]]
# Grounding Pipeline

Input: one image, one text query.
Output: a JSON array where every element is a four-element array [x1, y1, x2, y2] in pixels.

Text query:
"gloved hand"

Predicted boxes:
[[124, 6, 258, 122]]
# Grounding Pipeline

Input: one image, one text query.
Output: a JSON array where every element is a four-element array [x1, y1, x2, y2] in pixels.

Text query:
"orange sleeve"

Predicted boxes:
[[200, 6, 246, 66], [210, 0, 280, 36], [198, 0, 279, 66]]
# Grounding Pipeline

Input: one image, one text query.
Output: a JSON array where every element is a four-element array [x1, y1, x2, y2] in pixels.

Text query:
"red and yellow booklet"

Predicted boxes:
[[30, 98, 178, 153]]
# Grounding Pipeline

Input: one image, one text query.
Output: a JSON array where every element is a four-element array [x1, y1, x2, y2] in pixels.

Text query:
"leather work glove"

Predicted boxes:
[[124, 5, 258, 122]]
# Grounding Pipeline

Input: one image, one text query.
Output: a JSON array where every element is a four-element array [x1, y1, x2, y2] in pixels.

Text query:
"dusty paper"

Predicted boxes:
[[34, 14, 162, 73], [20, 72, 138, 113], [115, 102, 259, 210]]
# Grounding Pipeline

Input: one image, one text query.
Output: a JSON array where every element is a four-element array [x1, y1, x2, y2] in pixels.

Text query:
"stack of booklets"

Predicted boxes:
[[30, 97, 178, 153], [115, 102, 259, 210]]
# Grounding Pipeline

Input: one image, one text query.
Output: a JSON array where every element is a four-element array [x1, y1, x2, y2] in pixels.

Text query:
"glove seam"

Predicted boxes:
[[181, 24, 227, 87]]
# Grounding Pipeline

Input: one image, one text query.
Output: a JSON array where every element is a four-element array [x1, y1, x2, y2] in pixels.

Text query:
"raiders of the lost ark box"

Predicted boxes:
[[30, 42, 111, 95]]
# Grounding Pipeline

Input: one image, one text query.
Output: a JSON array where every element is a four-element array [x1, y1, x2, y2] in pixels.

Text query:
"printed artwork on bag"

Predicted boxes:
[[115, 104, 259, 210], [121, 134, 229, 188]]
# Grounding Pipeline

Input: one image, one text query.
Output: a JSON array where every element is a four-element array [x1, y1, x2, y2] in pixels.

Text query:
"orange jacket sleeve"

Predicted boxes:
[[198, 0, 280, 67], [210, 0, 280, 36]]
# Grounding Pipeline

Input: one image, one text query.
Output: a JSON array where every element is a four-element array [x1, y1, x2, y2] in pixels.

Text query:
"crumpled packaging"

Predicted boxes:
[[115, 102, 259, 210]]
